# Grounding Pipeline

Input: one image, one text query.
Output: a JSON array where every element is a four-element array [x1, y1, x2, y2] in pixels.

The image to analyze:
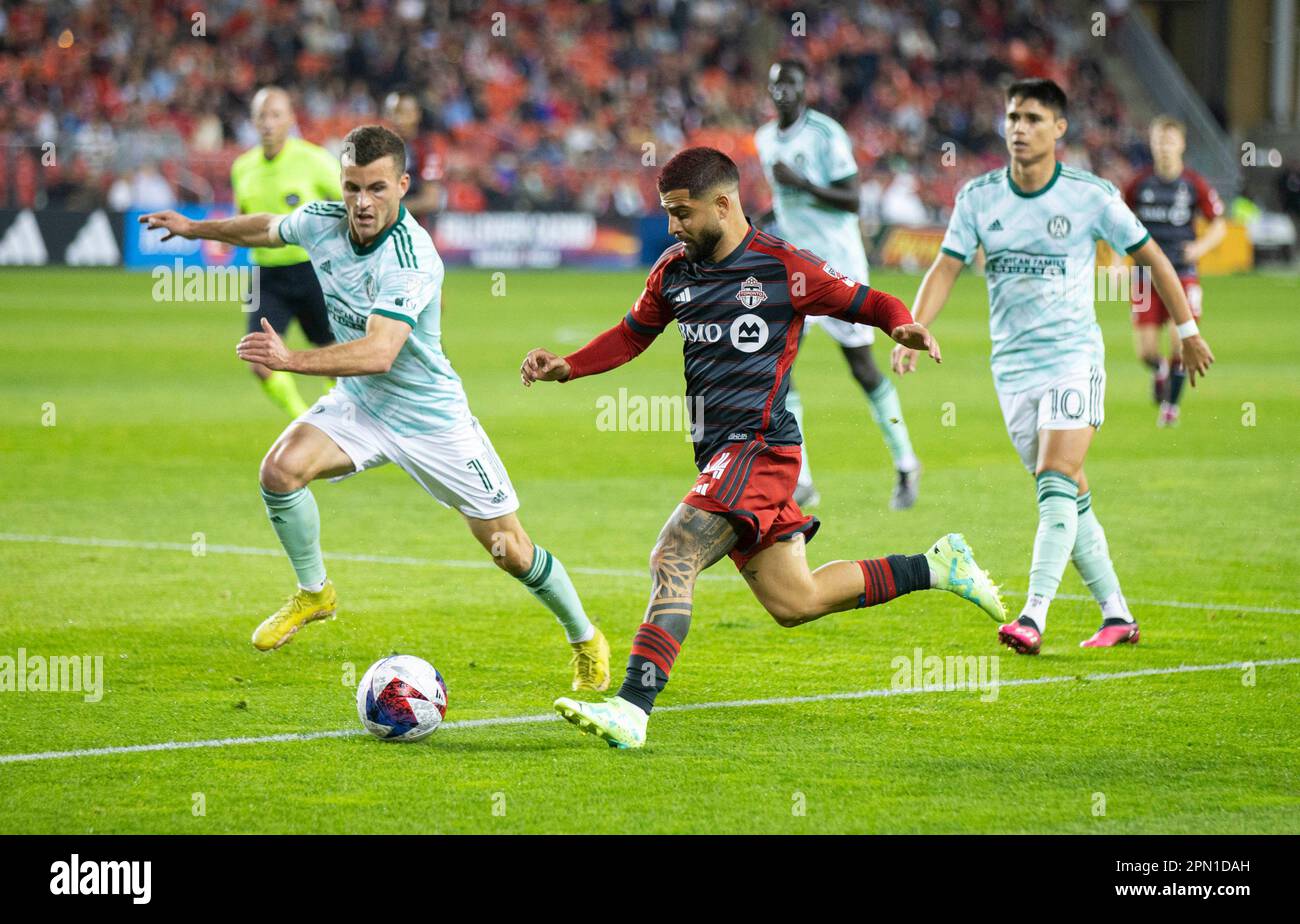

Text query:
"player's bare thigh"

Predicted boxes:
[[742, 533, 863, 626], [462, 511, 534, 576], [259, 422, 355, 493], [1035, 425, 1094, 483], [741, 534, 817, 621]]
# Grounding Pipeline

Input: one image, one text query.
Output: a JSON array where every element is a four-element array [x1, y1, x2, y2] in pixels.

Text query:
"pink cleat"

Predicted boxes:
[[1157, 402, 1180, 427], [998, 619, 1042, 655], [1080, 621, 1141, 648]]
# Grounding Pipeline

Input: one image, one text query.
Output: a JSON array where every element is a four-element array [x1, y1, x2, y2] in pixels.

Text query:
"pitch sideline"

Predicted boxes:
[[0, 658, 1295, 765]]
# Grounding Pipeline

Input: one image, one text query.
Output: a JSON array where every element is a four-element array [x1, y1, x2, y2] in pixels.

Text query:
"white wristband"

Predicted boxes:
[[1176, 319, 1199, 340]]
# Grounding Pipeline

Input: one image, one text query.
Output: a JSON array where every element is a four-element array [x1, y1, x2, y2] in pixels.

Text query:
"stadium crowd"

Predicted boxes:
[[3, 0, 1148, 225]]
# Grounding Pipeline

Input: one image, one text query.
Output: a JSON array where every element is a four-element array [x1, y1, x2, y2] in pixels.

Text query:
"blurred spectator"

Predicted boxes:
[[107, 163, 176, 211], [1, 0, 1152, 222]]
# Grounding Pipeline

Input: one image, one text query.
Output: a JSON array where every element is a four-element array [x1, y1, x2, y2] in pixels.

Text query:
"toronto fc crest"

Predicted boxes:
[[735, 275, 768, 310]]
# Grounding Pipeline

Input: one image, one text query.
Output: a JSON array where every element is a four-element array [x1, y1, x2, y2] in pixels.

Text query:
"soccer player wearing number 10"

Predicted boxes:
[[893, 79, 1215, 654], [140, 125, 610, 692], [522, 147, 1006, 749]]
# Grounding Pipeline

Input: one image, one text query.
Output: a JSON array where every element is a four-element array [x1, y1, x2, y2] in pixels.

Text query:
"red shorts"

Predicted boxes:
[[683, 441, 819, 570], [1132, 276, 1202, 326]]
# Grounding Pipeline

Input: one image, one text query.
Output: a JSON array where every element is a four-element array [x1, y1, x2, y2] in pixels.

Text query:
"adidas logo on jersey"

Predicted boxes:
[[987, 219, 1003, 231], [321, 260, 332, 275], [673, 287, 692, 304]]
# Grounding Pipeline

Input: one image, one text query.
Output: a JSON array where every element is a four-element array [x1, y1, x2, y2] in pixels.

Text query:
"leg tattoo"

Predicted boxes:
[[645, 504, 738, 642], [617, 505, 737, 714]]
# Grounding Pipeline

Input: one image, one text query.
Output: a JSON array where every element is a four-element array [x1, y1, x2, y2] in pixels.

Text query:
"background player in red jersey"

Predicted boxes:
[[520, 147, 1007, 749], [1124, 116, 1227, 426]]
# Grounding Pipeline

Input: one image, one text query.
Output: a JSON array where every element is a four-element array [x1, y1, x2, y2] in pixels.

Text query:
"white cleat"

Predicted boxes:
[[554, 695, 648, 749], [924, 532, 1007, 622]]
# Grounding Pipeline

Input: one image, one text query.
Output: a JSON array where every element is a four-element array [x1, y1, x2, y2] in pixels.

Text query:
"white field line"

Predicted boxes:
[[3, 531, 1299, 616], [0, 658, 1295, 766]]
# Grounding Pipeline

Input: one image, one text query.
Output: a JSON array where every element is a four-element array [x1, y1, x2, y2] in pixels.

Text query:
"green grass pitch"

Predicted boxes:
[[1, 265, 1297, 833]]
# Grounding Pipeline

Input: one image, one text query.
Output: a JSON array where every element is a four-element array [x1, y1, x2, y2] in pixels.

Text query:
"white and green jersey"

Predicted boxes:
[[755, 108, 869, 283], [275, 201, 471, 435], [941, 162, 1150, 392]]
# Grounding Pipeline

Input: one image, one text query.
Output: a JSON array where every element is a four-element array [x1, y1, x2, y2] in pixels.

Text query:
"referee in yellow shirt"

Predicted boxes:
[[231, 86, 342, 417]]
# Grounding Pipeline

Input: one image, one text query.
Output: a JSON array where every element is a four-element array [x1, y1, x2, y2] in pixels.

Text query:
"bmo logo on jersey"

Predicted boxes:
[[679, 322, 724, 343], [730, 314, 769, 352]]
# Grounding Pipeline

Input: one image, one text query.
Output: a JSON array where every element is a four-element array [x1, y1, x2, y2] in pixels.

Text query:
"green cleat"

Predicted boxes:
[[925, 533, 1006, 622], [554, 695, 647, 749]]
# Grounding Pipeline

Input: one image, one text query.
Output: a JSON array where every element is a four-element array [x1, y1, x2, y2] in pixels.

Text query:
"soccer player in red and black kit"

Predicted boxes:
[[1125, 116, 1226, 427], [521, 148, 1006, 749]]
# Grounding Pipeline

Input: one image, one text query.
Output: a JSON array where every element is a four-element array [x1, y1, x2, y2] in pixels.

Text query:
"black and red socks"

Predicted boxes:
[[856, 554, 931, 608], [616, 622, 681, 715]]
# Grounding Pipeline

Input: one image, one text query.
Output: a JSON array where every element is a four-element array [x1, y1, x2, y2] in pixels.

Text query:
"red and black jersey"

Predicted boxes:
[[1123, 167, 1224, 278], [564, 224, 913, 468]]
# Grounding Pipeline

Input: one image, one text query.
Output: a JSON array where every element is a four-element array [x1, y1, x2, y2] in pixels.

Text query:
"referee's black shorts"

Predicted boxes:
[[245, 261, 333, 346]]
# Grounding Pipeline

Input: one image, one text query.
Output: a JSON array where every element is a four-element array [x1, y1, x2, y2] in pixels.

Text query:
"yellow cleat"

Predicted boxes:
[[569, 626, 610, 691], [251, 581, 337, 651]]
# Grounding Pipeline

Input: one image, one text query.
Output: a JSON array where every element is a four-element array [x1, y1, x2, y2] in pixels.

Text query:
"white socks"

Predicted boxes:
[[1100, 591, 1134, 623], [1019, 593, 1050, 632]]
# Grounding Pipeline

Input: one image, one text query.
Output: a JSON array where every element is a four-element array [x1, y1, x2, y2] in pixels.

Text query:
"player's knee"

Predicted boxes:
[[259, 447, 309, 494], [764, 596, 818, 628], [647, 542, 670, 575], [493, 531, 533, 575], [1035, 462, 1082, 483], [648, 540, 697, 585]]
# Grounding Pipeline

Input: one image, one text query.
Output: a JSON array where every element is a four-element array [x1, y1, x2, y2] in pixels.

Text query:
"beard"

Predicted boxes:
[[682, 223, 723, 262]]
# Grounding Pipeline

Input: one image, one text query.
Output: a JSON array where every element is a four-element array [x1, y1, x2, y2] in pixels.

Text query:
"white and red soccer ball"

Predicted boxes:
[[356, 655, 448, 741]]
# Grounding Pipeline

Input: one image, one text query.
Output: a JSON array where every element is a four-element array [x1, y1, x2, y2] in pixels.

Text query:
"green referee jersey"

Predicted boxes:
[[231, 137, 342, 267]]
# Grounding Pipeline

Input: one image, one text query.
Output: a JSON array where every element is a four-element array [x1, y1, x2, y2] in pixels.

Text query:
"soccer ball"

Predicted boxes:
[[356, 654, 448, 742]]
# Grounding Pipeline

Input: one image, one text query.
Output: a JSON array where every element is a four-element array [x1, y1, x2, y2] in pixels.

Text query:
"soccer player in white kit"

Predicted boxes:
[[755, 60, 921, 511], [140, 125, 611, 690], [891, 79, 1214, 653]]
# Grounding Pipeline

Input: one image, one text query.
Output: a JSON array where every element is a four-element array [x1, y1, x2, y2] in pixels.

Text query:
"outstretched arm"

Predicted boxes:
[[238, 313, 410, 377], [521, 319, 657, 386], [787, 250, 942, 366], [139, 209, 284, 249], [891, 251, 963, 374], [1129, 238, 1215, 385]]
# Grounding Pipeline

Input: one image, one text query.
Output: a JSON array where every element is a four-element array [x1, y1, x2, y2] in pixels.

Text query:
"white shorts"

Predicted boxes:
[[806, 314, 875, 347], [297, 389, 519, 520], [997, 365, 1106, 473]]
